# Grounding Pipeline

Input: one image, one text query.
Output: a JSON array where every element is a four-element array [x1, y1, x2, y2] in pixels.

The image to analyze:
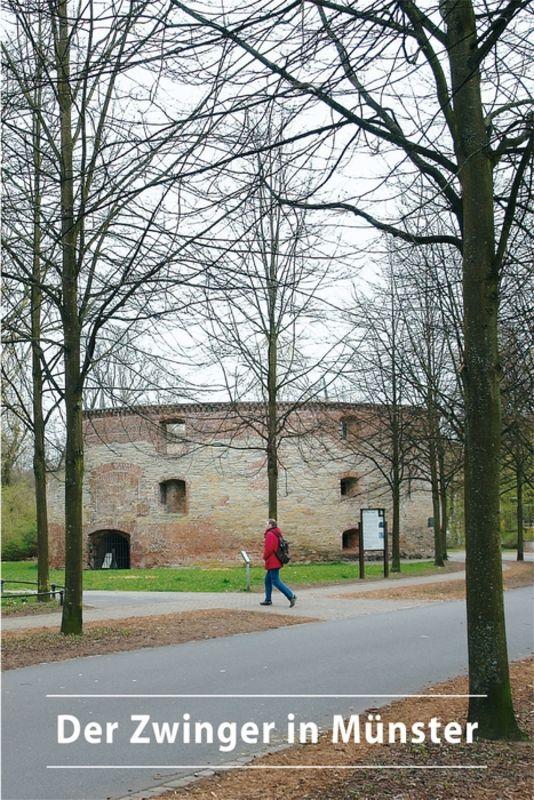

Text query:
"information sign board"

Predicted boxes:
[[361, 508, 386, 550]]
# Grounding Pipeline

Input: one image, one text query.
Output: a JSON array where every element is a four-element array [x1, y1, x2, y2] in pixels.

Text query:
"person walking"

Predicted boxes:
[[260, 519, 297, 607]]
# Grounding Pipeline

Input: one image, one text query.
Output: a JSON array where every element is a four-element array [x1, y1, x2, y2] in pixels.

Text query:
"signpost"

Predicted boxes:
[[240, 550, 251, 592], [359, 508, 388, 579]]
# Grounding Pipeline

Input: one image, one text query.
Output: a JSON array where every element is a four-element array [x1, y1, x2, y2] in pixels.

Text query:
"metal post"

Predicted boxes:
[[240, 550, 251, 591], [51, 583, 56, 599], [59, 590, 64, 606], [358, 512, 365, 580], [383, 521, 389, 578], [0, 579, 4, 595]]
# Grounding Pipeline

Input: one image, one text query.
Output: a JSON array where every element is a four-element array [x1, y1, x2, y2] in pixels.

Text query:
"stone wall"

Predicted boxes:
[[47, 403, 434, 567]]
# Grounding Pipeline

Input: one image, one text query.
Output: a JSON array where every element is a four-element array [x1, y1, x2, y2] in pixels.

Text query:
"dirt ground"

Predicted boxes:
[[336, 561, 534, 603], [1, 609, 314, 670], [2, 599, 62, 617], [154, 658, 534, 800]]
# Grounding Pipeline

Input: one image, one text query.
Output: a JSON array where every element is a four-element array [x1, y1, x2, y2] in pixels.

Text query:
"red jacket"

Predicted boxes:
[[263, 527, 283, 570]]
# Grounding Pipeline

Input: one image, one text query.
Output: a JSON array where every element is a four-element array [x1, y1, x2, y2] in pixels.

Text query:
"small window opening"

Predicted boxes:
[[340, 476, 359, 497], [342, 528, 359, 550], [339, 420, 348, 439], [160, 479, 187, 514], [162, 419, 186, 439]]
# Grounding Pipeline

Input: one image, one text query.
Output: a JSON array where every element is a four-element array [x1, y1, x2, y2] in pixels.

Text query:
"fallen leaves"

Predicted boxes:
[[337, 562, 533, 603], [153, 658, 534, 800], [1, 609, 313, 670]]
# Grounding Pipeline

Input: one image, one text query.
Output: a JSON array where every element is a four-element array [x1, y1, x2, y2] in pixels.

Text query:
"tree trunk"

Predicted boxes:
[[428, 394, 444, 567], [33, 405, 50, 601], [265, 200, 279, 522], [61, 341, 84, 635], [31, 55, 50, 601], [429, 447, 443, 567], [56, 0, 84, 635], [391, 469, 401, 573], [515, 463, 524, 562], [438, 442, 449, 562], [444, 0, 521, 738], [266, 332, 278, 520], [389, 396, 402, 571], [449, 487, 460, 548]]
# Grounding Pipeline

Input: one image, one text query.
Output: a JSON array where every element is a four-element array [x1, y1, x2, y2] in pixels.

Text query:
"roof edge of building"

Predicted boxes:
[[83, 400, 384, 420]]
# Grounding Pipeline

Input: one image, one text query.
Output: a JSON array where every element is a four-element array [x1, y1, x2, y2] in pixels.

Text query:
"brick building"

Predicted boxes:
[[47, 402, 434, 568]]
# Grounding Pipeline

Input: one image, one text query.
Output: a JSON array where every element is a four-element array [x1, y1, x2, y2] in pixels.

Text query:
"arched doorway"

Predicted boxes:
[[342, 527, 359, 553], [89, 530, 130, 569]]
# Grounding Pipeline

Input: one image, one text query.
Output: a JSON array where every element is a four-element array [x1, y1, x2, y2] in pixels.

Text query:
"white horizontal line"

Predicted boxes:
[[46, 694, 486, 699], [47, 765, 487, 771]]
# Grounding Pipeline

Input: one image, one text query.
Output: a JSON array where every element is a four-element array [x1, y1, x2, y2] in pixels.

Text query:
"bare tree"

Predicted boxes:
[[2, 16, 57, 596], [391, 242, 465, 564], [342, 263, 420, 571], [1, 381, 30, 486], [168, 0, 532, 738], [194, 138, 346, 518], [501, 322, 534, 561], [3, 0, 223, 633]]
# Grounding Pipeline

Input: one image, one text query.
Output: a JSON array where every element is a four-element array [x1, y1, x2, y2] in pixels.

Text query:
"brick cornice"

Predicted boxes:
[[83, 400, 389, 420]]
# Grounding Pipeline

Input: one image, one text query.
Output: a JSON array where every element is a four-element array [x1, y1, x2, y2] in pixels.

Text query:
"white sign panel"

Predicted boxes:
[[361, 509, 386, 550]]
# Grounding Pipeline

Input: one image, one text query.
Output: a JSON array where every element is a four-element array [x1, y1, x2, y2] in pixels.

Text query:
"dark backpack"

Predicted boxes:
[[275, 535, 290, 564]]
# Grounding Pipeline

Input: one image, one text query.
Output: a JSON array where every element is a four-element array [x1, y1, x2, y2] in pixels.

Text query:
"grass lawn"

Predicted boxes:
[[1, 559, 455, 593]]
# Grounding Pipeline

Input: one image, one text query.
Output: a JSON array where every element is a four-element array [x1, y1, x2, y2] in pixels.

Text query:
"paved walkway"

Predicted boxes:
[[4, 555, 530, 632], [3, 587, 533, 800], [1, 567, 465, 631]]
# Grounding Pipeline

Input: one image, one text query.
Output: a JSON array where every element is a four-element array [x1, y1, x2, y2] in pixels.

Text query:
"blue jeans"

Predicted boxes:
[[264, 568, 294, 602]]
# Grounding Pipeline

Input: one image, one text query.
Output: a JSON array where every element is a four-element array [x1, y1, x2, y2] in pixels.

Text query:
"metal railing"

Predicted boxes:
[[1, 580, 65, 606]]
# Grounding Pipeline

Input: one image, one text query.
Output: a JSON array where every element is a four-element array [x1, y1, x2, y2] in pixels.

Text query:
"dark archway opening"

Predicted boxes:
[[89, 530, 130, 569], [342, 528, 359, 552]]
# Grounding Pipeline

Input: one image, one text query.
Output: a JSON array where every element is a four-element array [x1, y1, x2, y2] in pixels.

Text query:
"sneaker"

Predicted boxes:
[[289, 595, 297, 608], [260, 600, 272, 606]]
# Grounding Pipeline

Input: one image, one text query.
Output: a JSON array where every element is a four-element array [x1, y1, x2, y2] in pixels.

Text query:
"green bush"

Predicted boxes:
[[1, 528, 38, 560], [501, 526, 534, 549], [1, 479, 37, 560], [500, 530, 517, 549]]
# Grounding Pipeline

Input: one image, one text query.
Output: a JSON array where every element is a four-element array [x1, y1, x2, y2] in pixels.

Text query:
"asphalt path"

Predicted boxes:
[[2, 587, 533, 800]]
